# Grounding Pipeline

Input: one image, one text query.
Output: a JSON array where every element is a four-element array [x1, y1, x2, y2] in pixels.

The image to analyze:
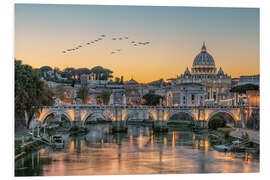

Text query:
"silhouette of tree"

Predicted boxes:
[[15, 60, 54, 128], [142, 93, 163, 106], [77, 86, 89, 104]]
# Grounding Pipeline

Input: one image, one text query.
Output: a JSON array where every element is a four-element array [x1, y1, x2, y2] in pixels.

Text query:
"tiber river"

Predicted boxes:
[[15, 124, 259, 176]]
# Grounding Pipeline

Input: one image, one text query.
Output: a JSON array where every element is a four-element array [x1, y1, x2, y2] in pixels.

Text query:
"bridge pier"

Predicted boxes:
[[153, 109, 168, 133], [193, 120, 207, 128], [111, 120, 128, 133], [153, 120, 168, 133], [111, 108, 128, 133]]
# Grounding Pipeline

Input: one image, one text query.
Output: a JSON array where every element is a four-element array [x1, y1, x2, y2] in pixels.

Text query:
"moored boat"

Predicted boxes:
[[50, 135, 64, 149], [213, 145, 232, 152]]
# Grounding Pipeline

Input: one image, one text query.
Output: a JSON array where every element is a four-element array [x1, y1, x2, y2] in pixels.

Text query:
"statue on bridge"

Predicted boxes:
[[91, 97, 97, 105], [109, 93, 114, 105], [54, 98, 60, 106], [122, 94, 126, 105], [76, 98, 82, 105], [159, 98, 162, 106]]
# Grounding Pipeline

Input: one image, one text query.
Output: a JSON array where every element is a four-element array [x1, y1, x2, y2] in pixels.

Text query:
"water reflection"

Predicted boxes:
[[15, 124, 259, 176]]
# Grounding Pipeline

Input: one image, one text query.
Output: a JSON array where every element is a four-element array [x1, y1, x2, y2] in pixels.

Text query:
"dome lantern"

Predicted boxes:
[[201, 41, 207, 52]]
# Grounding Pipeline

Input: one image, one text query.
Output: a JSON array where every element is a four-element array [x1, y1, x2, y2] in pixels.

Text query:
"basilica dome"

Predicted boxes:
[[191, 42, 217, 74], [193, 42, 215, 67]]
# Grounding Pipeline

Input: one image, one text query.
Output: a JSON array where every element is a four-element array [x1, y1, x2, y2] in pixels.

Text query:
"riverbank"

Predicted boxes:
[[15, 138, 46, 160], [15, 126, 57, 161], [230, 128, 259, 144], [208, 127, 259, 159]]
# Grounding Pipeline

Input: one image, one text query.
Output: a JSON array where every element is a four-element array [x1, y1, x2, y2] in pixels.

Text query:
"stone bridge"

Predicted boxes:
[[35, 105, 259, 128]]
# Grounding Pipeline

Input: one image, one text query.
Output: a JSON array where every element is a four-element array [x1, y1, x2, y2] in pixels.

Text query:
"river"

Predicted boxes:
[[15, 124, 259, 176]]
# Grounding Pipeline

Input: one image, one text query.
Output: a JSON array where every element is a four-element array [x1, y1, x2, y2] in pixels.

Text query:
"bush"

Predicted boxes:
[[241, 132, 249, 142]]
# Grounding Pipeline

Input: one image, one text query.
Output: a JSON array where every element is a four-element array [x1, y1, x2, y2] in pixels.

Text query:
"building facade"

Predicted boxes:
[[235, 75, 260, 87], [166, 83, 205, 106], [170, 42, 232, 104]]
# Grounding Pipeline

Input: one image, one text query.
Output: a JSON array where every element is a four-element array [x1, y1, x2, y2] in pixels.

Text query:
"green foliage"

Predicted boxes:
[[40, 66, 52, 72], [142, 93, 163, 106], [97, 90, 111, 105], [77, 86, 89, 104], [40, 84, 55, 106], [230, 84, 259, 94], [54, 84, 66, 101], [241, 132, 249, 142], [217, 128, 233, 140], [15, 60, 55, 128]]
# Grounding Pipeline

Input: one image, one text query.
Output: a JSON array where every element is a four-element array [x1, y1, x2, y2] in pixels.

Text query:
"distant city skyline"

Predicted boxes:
[[15, 4, 259, 83]]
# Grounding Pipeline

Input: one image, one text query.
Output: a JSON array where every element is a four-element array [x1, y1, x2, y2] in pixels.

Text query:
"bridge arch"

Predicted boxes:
[[40, 110, 72, 124], [168, 111, 195, 122], [207, 110, 236, 128], [83, 112, 108, 124]]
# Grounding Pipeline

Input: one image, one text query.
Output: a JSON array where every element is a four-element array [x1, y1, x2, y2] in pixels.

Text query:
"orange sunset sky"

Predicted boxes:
[[15, 4, 259, 83]]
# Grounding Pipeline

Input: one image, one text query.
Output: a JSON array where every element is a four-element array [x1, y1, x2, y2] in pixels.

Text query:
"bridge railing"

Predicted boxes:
[[40, 104, 256, 109]]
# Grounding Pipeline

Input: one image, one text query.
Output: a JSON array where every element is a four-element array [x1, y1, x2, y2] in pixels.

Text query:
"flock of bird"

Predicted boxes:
[[61, 34, 151, 55]]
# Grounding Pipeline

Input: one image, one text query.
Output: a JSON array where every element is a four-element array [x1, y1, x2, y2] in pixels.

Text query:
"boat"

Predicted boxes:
[[213, 145, 232, 152], [50, 135, 65, 149]]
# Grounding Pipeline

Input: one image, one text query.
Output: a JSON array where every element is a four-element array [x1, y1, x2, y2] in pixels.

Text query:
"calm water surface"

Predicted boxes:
[[15, 124, 259, 176]]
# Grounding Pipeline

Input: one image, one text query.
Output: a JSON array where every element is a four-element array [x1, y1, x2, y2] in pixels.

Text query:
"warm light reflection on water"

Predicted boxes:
[[15, 124, 259, 176]]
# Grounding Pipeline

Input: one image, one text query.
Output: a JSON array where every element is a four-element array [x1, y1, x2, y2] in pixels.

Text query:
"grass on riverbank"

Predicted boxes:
[[208, 127, 260, 158]]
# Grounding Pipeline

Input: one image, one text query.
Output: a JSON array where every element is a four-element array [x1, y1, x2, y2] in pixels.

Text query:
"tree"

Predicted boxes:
[[15, 60, 55, 128], [40, 66, 52, 72], [55, 84, 66, 101], [142, 93, 163, 106], [230, 84, 259, 94], [40, 83, 55, 106], [64, 67, 76, 80], [98, 90, 111, 105], [77, 86, 89, 104]]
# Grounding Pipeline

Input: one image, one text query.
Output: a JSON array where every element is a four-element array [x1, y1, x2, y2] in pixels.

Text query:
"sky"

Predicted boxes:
[[15, 4, 259, 83]]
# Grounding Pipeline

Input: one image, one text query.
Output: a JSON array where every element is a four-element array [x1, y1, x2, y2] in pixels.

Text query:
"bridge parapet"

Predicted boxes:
[[37, 105, 258, 128]]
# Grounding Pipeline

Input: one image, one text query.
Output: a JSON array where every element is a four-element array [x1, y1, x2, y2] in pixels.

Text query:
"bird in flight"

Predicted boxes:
[[61, 35, 151, 54]]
